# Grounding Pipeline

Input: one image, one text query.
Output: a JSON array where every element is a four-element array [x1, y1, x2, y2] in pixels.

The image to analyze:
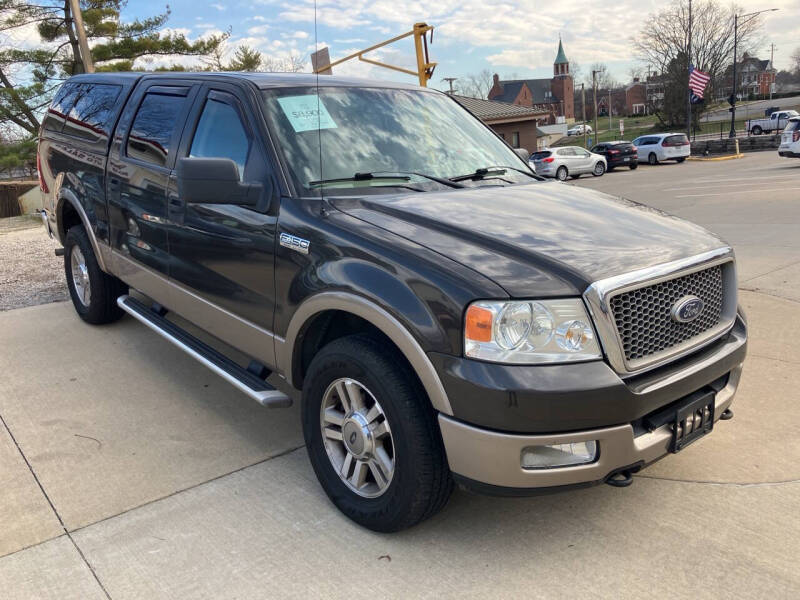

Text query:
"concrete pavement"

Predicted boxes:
[[1, 151, 799, 598]]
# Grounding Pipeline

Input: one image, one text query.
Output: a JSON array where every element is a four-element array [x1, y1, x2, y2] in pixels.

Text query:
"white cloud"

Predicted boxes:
[[210, 3, 225, 10]]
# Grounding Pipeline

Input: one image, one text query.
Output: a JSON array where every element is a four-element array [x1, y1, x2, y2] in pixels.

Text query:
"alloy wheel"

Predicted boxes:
[[70, 247, 91, 307], [320, 378, 395, 498]]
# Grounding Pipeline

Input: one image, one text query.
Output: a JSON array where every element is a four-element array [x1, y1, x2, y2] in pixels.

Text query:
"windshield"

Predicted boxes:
[[261, 86, 535, 195]]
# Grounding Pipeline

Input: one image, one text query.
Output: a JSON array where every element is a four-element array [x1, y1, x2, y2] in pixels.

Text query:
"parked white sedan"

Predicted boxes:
[[530, 146, 607, 180], [632, 132, 691, 165]]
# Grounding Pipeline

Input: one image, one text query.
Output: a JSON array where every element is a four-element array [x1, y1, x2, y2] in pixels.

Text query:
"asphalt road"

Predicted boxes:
[[701, 95, 800, 123], [1, 151, 799, 599]]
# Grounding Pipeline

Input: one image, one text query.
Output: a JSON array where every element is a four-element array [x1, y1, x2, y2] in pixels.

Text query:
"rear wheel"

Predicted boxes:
[[592, 162, 606, 176], [556, 166, 568, 181], [629, 163, 638, 170], [302, 335, 452, 532], [64, 226, 127, 324], [752, 125, 763, 135], [648, 152, 658, 165], [676, 157, 686, 163]]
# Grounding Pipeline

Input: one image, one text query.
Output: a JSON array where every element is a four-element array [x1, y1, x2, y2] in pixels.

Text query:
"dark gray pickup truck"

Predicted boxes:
[[38, 72, 747, 531]]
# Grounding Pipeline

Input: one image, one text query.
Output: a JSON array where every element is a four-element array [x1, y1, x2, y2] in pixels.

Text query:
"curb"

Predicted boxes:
[[687, 153, 745, 162]]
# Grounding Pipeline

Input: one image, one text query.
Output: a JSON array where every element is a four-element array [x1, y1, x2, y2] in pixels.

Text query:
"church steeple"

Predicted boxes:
[[554, 36, 569, 77]]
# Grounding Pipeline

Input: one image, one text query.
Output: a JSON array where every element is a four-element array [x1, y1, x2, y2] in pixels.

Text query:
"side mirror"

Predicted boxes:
[[176, 157, 262, 206], [514, 147, 530, 161]]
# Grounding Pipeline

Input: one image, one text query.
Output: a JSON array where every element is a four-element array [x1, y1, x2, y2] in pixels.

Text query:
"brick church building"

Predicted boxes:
[[487, 38, 574, 123]]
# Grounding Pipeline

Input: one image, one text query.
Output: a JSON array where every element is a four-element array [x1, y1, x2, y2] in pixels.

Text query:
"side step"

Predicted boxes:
[[117, 295, 292, 408]]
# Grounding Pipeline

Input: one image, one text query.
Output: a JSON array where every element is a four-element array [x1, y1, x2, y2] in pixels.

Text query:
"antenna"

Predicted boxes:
[[442, 77, 458, 94]]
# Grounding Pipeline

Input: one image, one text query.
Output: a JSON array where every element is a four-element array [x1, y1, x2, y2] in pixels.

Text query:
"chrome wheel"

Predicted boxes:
[[70, 247, 91, 307], [320, 378, 395, 498], [593, 162, 605, 176]]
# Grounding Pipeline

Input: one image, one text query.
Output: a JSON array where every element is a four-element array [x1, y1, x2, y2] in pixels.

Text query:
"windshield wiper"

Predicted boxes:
[[310, 171, 464, 189], [449, 165, 536, 182]]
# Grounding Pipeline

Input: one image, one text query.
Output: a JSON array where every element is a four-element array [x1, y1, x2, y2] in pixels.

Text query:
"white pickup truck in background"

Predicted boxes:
[[746, 110, 799, 135]]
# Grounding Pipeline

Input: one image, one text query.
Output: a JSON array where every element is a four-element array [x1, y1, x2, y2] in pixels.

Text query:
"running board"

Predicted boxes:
[[117, 295, 292, 408]]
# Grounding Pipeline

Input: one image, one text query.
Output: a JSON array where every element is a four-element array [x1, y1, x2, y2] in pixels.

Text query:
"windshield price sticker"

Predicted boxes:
[[277, 95, 337, 132]]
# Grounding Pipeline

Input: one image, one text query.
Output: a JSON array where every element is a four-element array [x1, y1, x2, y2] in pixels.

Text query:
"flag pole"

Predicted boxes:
[[686, 0, 692, 140]]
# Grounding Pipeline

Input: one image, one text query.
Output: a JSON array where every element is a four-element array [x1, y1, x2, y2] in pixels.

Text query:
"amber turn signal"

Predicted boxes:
[[465, 305, 493, 342]]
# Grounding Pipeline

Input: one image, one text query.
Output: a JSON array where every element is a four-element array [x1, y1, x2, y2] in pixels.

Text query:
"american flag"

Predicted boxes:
[[689, 65, 711, 103]]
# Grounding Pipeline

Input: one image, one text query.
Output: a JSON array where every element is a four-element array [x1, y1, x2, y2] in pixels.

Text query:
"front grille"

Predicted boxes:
[[609, 265, 724, 362]]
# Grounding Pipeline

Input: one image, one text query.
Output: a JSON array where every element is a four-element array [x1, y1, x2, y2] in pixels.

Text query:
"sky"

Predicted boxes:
[[9, 0, 800, 91]]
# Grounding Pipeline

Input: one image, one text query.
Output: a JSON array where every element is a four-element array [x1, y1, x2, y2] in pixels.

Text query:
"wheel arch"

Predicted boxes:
[[56, 190, 110, 272], [277, 292, 453, 415]]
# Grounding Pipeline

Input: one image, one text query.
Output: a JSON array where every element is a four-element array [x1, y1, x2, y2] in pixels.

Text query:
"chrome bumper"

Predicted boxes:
[[439, 363, 742, 489]]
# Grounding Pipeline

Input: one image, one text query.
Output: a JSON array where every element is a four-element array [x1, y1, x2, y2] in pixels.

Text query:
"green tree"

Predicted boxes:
[[227, 45, 262, 72], [0, 0, 228, 137]]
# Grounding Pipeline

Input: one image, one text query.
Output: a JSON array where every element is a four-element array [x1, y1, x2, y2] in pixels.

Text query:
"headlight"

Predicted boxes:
[[464, 299, 602, 364]]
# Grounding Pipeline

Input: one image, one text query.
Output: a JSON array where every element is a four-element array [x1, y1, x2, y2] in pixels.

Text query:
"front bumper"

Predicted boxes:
[[440, 363, 742, 491]]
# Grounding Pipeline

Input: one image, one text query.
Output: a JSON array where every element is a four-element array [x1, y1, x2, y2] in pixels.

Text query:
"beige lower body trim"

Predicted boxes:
[[439, 364, 743, 489], [110, 251, 276, 368]]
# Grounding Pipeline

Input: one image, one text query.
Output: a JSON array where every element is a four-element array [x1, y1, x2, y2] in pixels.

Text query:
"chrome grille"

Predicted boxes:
[[609, 265, 724, 362]]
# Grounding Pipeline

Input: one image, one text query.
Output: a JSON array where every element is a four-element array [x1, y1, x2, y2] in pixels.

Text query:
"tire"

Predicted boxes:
[[64, 226, 127, 324], [676, 157, 686, 163], [752, 126, 762, 135], [648, 152, 658, 165], [302, 335, 452, 532], [592, 162, 606, 176], [629, 163, 638, 170], [556, 166, 568, 181]]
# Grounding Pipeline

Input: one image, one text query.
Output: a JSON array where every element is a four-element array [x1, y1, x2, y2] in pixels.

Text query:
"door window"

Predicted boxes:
[[64, 83, 122, 141], [127, 92, 188, 167], [557, 148, 575, 156], [189, 97, 251, 179]]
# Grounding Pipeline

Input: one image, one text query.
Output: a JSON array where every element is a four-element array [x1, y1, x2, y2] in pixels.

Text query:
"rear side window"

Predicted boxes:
[[43, 83, 81, 132], [189, 97, 250, 179], [531, 151, 551, 160], [785, 120, 800, 132], [63, 83, 122, 141], [664, 134, 688, 145], [591, 146, 604, 152], [557, 148, 575, 156], [127, 92, 188, 167]]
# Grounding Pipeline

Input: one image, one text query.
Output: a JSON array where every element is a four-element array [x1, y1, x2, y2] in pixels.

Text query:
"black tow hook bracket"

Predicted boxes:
[[720, 408, 734, 421], [605, 470, 634, 488], [54, 247, 65, 257]]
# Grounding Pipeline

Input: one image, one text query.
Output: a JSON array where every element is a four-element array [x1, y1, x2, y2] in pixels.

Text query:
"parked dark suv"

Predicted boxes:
[[38, 73, 747, 531], [591, 140, 638, 170]]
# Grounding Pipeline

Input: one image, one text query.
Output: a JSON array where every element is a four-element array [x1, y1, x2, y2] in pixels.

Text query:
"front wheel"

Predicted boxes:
[[302, 335, 452, 532], [64, 226, 127, 324], [556, 166, 568, 181], [592, 162, 606, 176]]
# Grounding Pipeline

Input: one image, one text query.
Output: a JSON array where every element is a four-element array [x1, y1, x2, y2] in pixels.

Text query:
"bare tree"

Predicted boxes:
[[585, 63, 618, 90], [633, 0, 763, 95], [459, 69, 494, 99], [263, 54, 306, 73]]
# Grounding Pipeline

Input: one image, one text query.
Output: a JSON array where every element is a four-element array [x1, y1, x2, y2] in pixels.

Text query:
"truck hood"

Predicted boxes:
[[328, 182, 726, 298]]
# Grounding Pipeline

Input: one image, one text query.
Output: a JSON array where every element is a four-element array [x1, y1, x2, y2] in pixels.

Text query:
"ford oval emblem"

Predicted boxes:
[[671, 295, 704, 323]]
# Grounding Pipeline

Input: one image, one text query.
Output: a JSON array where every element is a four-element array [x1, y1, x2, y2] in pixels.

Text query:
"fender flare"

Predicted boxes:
[[56, 190, 110, 273], [276, 291, 453, 416]]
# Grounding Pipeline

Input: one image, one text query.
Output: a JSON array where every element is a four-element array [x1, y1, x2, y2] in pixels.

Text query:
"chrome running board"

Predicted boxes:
[[117, 295, 292, 408]]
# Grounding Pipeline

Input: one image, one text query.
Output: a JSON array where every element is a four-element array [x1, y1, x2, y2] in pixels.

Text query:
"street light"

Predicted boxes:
[[729, 8, 779, 138]]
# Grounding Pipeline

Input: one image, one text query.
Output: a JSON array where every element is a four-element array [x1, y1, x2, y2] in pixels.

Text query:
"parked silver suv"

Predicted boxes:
[[530, 146, 607, 180]]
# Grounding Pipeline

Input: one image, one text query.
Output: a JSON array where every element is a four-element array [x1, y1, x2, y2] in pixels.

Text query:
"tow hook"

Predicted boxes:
[[605, 470, 634, 488], [720, 408, 734, 421]]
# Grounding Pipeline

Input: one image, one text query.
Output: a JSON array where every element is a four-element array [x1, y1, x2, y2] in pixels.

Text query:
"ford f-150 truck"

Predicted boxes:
[[746, 109, 799, 135], [38, 72, 747, 531]]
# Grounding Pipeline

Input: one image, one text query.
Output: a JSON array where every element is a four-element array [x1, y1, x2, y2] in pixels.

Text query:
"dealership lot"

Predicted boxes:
[[1, 151, 799, 598]]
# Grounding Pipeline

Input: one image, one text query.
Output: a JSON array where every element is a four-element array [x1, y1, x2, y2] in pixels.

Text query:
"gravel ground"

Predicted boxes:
[[0, 216, 67, 311]]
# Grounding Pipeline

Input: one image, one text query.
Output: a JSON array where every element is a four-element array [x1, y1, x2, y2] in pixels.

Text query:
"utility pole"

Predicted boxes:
[[592, 70, 598, 146], [687, 0, 692, 140], [581, 83, 587, 149], [442, 77, 458, 95], [68, 0, 94, 73], [769, 44, 776, 100]]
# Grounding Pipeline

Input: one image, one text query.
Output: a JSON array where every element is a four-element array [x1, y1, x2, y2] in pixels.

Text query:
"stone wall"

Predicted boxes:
[[691, 135, 780, 156]]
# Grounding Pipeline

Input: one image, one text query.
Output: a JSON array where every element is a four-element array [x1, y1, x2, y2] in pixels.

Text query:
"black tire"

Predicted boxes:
[[630, 163, 638, 170], [752, 126, 762, 135], [64, 226, 127, 324], [648, 152, 658, 165], [592, 162, 606, 176], [676, 157, 686, 163], [556, 166, 568, 181], [302, 335, 452, 532]]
